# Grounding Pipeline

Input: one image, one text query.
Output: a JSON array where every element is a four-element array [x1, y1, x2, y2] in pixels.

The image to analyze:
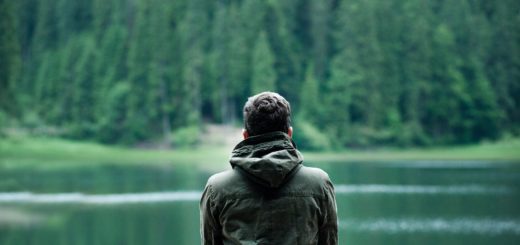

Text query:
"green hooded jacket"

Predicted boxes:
[[200, 132, 338, 245]]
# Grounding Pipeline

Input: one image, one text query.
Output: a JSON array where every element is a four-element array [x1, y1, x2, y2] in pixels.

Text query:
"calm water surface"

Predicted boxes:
[[0, 161, 519, 244]]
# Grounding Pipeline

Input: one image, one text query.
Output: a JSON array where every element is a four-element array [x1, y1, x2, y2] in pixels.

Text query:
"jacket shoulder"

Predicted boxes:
[[297, 166, 331, 183], [285, 166, 334, 196], [206, 169, 240, 187]]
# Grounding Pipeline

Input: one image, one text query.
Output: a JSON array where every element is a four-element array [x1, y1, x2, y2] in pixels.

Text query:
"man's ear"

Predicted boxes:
[[242, 129, 249, 139], [288, 126, 293, 138]]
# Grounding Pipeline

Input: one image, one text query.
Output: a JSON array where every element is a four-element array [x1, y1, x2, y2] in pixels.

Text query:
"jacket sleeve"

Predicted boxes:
[[318, 178, 338, 245], [200, 184, 223, 245]]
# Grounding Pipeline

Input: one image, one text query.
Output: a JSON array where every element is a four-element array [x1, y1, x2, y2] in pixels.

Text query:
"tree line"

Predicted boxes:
[[0, 0, 518, 149]]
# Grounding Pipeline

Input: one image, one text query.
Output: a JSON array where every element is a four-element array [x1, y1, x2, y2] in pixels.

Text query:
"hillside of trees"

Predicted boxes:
[[0, 0, 519, 149]]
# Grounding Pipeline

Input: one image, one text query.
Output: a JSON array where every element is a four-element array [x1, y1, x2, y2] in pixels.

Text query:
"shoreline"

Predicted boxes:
[[1, 136, 519, 171]]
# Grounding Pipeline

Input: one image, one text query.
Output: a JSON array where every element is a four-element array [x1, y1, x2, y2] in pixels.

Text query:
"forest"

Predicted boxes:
[[0, 0, 519, 149]]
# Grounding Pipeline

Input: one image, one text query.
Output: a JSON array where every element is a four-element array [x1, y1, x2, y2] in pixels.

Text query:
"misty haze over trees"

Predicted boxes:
[[0, 0, 518, 149]]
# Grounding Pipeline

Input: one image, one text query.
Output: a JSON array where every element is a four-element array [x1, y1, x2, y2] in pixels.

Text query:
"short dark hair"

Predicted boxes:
[[243, 92, 291, 136]]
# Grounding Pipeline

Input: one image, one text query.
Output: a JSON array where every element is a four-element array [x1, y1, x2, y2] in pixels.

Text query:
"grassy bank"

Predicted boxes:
[[0, 136, 231, 170], [1, 136, 519, 170], [305, 138, 520, 162]]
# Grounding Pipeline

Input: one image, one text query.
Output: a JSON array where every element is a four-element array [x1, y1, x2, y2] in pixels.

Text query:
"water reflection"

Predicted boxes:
[[0, 161, 519, 244]]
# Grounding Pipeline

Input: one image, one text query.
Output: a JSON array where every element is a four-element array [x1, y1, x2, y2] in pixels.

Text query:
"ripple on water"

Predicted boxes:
[[0, 191, 203, 204], [334, 184, 515, 195], [0, 183, 516, 205], [340, 218, 520, 235]]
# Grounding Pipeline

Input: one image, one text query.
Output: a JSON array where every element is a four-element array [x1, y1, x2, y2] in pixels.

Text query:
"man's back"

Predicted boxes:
[[200, 132, 338, 245]]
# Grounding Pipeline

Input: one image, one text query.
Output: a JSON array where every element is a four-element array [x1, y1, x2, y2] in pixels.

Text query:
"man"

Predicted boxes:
[[200, 91, 338, 245]]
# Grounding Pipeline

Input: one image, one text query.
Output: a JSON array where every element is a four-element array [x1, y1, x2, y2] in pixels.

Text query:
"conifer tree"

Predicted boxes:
[[125, 0, 154, 142], [265, 0, 304, 105], [251, 31, 276, 94], [309, 0, 332, 82], [299, 64, 320, 123], [208, 3, 231, 123], [0, 0, 21, 116], [425, 24, 468, 143], [325, 49, 359, 146], [178, 0, 208, 126]]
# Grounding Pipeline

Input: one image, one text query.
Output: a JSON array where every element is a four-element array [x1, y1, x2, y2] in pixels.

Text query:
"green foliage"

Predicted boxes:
[[0, 110, 7, 136], [292, 118, 332, 151], [97, 82, 131, 144], [1, 0, 519, 149], [169, 126, 200, 148]]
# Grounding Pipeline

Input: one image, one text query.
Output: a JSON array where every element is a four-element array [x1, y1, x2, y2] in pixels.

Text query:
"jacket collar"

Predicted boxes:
[[229, 131, 303, 188]]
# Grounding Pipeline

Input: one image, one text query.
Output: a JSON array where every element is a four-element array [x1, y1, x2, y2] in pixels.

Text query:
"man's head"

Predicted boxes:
[[243, 92, 292, 138]]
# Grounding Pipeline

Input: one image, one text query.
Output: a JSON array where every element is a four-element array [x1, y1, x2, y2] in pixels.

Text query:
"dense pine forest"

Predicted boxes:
[[0, 0, 519, 149]]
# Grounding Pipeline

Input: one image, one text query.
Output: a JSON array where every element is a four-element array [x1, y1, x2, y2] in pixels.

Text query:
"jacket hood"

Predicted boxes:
[[229, 131, 304, 188]]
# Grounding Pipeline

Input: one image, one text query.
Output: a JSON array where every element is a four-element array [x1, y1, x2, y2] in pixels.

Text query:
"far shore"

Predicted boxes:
[[1, 136, 519, 171]]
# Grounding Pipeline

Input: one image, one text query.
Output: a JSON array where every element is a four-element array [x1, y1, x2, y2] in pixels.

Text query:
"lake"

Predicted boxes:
[[1, 160, 519, 244]]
